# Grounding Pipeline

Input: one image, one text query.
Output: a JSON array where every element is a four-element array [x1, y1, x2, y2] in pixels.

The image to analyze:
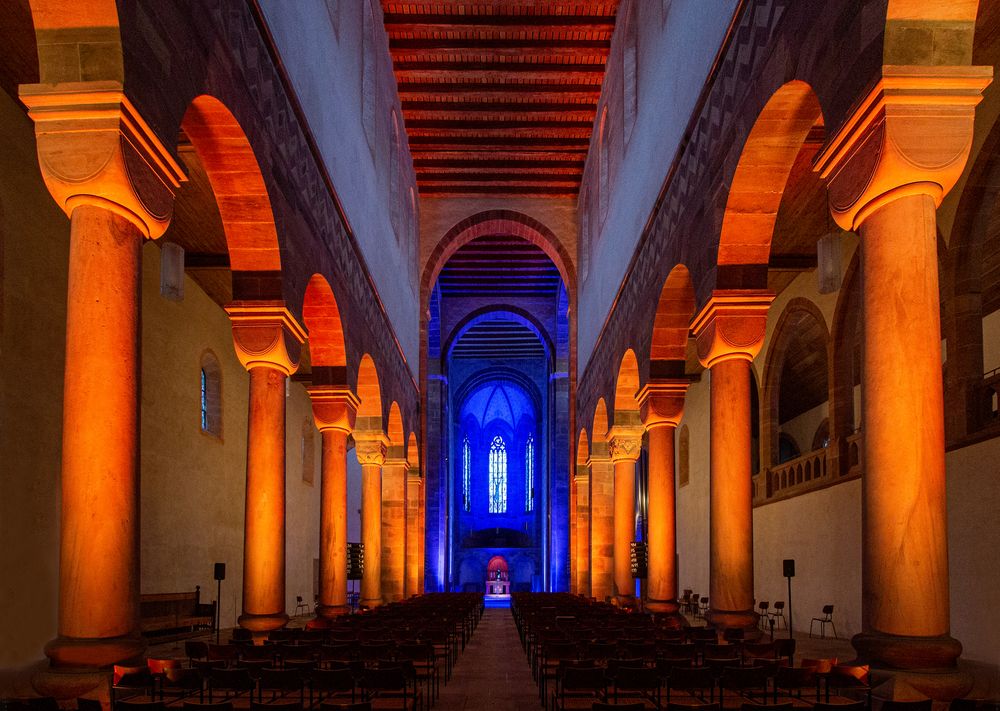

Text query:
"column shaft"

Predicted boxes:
[[613, 459, 636, 599], [361, 462, 383, 607], [708, 358, 755, 629], [589, 458, 614, 601], [860, 194, 949, 637], [47, 205, 144, 668], [240, 366, 289, 631], [575, 473, 591, 597], [381, 461, 407, 603], [646, 424, 678, 613], [405, 474, 422, 597], [318, 429, 349, 618]]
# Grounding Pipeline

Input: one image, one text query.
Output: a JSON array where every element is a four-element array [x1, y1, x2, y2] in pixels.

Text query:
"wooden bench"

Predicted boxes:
[[140, 586, 215, 638]]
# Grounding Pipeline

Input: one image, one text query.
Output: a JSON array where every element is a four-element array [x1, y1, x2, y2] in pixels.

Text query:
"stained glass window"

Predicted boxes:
[[462, 437, 471, 512], [488, 435, 507, 514], [525, 435, 535, 512], [200, 369, 208, 431]]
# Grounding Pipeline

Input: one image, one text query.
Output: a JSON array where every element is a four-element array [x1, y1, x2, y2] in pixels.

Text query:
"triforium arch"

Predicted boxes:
[[760, 297, 833, 475], [650, 264, 696, 378], [715, 80, 824, 290], [181, 94, 284, 300]]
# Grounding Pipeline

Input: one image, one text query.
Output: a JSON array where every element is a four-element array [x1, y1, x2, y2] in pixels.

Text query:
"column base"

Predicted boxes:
[[32, 669, 109, 702], [311, 604, 350, 625], [359, 597, 382, 609], [706, 608, 761, 638], [852, 632, 971, 700], [44, 634, 145, 669], [238, 611, 289, 633]]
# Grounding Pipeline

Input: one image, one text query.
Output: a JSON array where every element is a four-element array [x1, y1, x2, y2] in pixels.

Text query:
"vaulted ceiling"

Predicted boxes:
[[382, 1, 620, 198]]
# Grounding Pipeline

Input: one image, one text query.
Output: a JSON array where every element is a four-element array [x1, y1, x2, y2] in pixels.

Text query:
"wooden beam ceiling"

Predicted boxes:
[[382, 1, 619, 198]]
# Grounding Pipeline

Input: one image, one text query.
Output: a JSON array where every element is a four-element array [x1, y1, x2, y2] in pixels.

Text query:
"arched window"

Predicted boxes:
[[200, 351, 222, 438], [525, 434, 535, 512], [488, 435, 507, 514], [462, 436, 471, 512]]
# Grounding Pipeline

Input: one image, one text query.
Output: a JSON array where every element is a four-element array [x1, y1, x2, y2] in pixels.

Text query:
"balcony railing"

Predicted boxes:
[[752, 431, 863, 506]]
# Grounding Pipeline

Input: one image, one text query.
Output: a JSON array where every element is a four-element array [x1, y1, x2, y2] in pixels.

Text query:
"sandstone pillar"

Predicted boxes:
[[355, 435, 388, 608], [574, 464, 591, 597], [381, 451, 408, 603], [692, 292, 773, 633], [307, 386, 359, 621], [638, 381, 689, 617], [608, 426, 643, 602], [815, 65, 991, 699], [588, 445, 614, 602], [405, 469, 423, 597], [227, 304, 306, 632], [19, 86, 184, 676]]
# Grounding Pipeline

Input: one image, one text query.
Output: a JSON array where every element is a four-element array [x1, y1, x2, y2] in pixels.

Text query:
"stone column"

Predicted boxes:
[[307, 386, 359, 622], [588, 445, 614, 602], [638, 381, 689, 618], [19, 86, 184, 678], [569, 474, 578, 594], [814, 66, 991, 699], [355, 434, 388, 608], [692, 292, 773, 633], [227, 304, 306, 632], [405, 469, 423, 597], [381, 451, 408, 603], [608, 426, 643, 602], [574, 464, 591, 597]]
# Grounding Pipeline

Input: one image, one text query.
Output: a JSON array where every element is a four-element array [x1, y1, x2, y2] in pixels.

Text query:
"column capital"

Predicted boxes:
[[692, 290, 774, 368], [814, 65, 991, 231], [638, 380, 689, 430], [607, 425, 644, 464], [19, 81, 186, 238], [354, 433, 388, 467], [307, 385, 359, 434], [225, 302, 306, 375]]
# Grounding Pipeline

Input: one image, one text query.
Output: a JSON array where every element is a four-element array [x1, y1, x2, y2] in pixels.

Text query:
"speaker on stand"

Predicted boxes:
[[214, 562, 226, 644]]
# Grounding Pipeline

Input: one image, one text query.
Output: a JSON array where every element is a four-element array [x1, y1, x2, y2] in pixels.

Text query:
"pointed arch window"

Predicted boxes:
[[488, 435, 507, 514], [462, 436, 471, 512], [525, 435, 535, 512]]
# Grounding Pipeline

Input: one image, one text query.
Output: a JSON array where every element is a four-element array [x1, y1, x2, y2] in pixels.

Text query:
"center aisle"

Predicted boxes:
[[436, 607, 541, 709]]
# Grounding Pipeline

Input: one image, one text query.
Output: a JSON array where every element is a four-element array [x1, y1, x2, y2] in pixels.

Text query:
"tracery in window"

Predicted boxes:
[[488, 435, 507, 514], [462, 436, 471, 512], [525, 435, 535, 512]]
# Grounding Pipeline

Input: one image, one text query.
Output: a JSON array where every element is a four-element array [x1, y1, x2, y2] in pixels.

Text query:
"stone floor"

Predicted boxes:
[[436, 608, 541, 710]]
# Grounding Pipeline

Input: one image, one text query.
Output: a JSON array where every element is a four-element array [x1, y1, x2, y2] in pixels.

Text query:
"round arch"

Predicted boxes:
[[592, 398, 609, 445], [181, 95, 283, 280], [407, 432, 419, 471], [613, 349, 641, 422], [422, 210, 576, 302], [443, 306, 554, 362], [716, 81, 824, 287], [577, 429, 590, 466], [356, 354, 383, 431], [302, 274, 347, 383], [651, 264, 696, 376], [761, 298, 832, 470], [387, 402, 404, 448]]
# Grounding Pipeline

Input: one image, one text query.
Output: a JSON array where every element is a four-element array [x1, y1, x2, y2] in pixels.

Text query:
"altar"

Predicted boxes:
[[485, 555, 510, 597]]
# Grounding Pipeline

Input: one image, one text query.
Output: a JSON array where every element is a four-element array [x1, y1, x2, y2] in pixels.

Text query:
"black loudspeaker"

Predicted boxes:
[[214, 562, 226, 581], [783, 559, 795, 578]]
